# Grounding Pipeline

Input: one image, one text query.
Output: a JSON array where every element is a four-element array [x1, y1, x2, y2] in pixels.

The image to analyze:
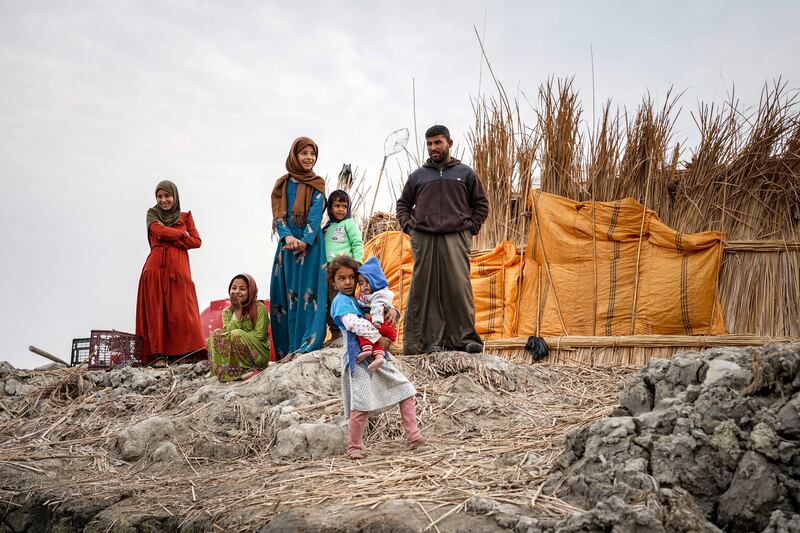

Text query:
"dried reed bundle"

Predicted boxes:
[[327, 165, 369, 220], [362, 211, 401, 243], [488, 345, 693, 367], [537, 77, 584, 199], [468, 96, 538, 249], [484, 335, 797, 367], [726, 240, 800, 252], [487, 334, 795, 350]]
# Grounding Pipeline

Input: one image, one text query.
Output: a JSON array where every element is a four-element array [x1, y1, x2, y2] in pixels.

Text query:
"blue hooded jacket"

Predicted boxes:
[[358, 256, 388, 292]]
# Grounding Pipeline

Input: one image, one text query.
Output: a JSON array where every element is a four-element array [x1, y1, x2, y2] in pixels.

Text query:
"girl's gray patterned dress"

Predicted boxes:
[[341, 348, 416, 418]]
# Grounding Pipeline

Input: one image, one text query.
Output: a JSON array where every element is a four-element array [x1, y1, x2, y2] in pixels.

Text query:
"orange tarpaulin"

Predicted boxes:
[[362, 233, 522, 343], [363, 190, 726, 346], [519, 191, 726, 336], [469, 241, 522, 339]]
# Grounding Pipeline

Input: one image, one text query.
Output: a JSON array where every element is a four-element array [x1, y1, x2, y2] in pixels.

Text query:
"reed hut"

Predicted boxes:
[[362, 78, 800, 366]]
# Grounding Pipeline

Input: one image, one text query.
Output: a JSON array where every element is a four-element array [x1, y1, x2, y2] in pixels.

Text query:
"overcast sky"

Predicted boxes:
[[2, 1, 799, 369]]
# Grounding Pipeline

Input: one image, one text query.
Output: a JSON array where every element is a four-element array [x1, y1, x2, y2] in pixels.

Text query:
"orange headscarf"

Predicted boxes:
[[271, 137, 326, 227], [229, 273, 260, 328]]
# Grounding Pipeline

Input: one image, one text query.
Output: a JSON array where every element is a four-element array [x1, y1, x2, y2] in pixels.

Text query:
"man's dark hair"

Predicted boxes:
[[425, 125, 450, 140], [327, 255, 360, 286]]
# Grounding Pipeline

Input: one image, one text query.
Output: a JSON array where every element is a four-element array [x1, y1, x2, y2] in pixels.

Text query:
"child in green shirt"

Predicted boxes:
[[323, 190, 364, 339], [324, 190, 364, 263]]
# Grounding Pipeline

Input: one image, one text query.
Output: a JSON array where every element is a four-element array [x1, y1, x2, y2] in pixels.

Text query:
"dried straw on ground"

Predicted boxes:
[[0, 356, 633, 530]]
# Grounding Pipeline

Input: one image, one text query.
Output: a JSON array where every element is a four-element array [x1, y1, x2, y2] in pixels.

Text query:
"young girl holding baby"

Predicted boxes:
[[328, 255, 426, 459]]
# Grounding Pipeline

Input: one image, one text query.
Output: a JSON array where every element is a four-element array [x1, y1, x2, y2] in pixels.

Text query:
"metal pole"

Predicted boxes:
[[364, 155, 389, 238]]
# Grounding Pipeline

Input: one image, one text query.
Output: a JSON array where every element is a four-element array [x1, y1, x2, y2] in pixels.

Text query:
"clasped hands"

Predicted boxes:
[[282, 236, 308, 255]]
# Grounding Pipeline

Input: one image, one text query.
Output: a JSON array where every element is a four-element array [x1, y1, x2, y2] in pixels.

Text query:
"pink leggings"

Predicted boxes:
[[347, 397, 421, 455]]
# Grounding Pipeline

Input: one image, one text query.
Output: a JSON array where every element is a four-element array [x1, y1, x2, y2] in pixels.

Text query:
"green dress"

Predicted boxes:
[[207, 302, 270, 381]]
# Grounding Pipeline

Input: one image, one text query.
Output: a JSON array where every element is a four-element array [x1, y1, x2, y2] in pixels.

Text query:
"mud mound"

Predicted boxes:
[[0, 350, 633, 531], [3, 344, 798, 531], [543, 343, 800, 533]]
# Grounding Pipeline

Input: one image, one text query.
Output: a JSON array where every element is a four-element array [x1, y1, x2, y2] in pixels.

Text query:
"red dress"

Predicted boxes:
[[135, 212, 205, 363]]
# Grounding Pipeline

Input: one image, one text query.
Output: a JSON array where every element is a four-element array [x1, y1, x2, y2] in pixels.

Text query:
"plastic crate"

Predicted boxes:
[[70, 337, 91, 367], [88, 330, 142, 370]]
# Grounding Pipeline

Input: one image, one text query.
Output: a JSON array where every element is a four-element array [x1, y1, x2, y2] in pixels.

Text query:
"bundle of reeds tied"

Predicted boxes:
[[362, 211, 401, 243], [469, 77, 800, 338]]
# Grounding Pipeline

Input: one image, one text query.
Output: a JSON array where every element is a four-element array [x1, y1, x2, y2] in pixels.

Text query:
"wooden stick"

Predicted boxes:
[[725, 240, 800, 252], [364, 155, 389, 237], [485, 334, 797, 350], [424, 500, 467, 531], [529, 483, 544, 510], [591, 201, 598, 336], [630, 158, 652, 334], [417, 501, 441, 533], [412, 78, 421, 163], [470, 240, 800, 255], [536, 265, 542, 337], [28, 346, 69, 367], [530, 191, 567, 334], [513, 248, 525, 336], [707, 237, 725, 335]]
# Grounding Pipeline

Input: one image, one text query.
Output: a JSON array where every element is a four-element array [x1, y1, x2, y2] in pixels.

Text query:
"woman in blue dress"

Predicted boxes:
[[269, 137, 328, 361]]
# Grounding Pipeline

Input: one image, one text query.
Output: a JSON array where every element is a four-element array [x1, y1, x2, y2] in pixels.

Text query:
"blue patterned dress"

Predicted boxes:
[[269, 181, 327, 359]]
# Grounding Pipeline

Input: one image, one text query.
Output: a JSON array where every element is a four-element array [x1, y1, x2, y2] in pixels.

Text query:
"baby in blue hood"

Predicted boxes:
[[355, 256, 397, 371]]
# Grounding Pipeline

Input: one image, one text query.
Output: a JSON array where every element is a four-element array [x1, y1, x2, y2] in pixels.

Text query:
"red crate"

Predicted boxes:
[[88, 330, 142, 370]]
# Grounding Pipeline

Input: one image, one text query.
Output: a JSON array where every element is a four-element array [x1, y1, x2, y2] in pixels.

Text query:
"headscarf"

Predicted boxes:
[[146, 180, 182, 238], [271, 137, 326, 227], [322, 189, 352, 232], [229, 273, 260, 327]]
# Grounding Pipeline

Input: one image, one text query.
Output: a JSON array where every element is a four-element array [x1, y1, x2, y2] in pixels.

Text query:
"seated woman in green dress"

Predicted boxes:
[[208, 274, 270, 381]]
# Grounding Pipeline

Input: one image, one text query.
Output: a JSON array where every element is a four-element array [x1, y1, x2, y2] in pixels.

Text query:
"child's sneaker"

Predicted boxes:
[[357, 346, 373, 363], [367, 351, 385, 372]]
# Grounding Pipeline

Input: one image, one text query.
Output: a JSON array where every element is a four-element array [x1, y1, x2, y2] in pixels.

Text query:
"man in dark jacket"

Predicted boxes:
[[396, 125, 490, 354]]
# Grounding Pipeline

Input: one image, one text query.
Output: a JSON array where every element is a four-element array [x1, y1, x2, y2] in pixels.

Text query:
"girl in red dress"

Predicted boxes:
[[135, 180, 205, 365]]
